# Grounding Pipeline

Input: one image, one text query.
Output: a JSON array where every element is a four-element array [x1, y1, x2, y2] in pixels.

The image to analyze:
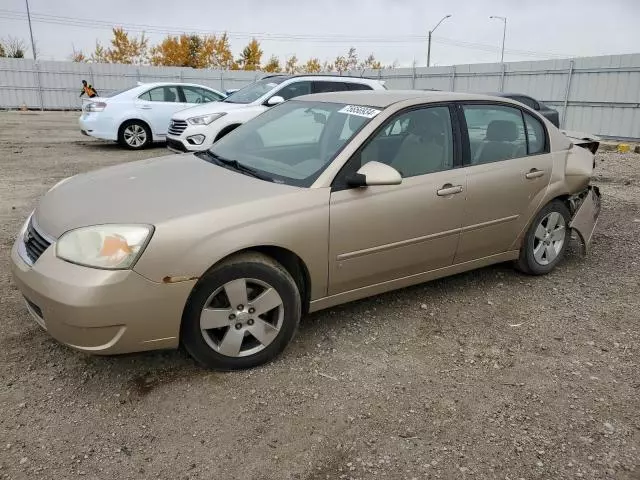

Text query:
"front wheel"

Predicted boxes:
[[516, 200, 571, 275], [181, 253, 301, 370], [118, 120, 151, 149]]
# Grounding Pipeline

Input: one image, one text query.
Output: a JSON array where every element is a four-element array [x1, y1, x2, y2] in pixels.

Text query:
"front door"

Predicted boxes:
[[328, 105, 467, 295], [454, 103, 554, 263]]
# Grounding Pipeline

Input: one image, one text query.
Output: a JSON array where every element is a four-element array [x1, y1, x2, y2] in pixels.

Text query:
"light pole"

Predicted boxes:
[[25, 0, 37, 60], [427, 14, 451, 68], [489, 15, 507, 63]]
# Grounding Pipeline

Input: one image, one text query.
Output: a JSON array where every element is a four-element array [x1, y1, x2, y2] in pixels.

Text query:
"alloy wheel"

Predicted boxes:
[[533, 211, 566, 266], [123, 124, 147, 148], [199, 278, 284, 357]]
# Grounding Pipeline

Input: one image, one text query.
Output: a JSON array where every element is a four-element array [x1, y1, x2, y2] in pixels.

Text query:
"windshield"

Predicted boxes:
[[223, 76, 289, 104], [208, 100, 381, 187]]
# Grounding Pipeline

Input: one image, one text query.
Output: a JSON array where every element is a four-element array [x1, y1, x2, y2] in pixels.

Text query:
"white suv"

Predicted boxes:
[[166, 75, 386, 152]]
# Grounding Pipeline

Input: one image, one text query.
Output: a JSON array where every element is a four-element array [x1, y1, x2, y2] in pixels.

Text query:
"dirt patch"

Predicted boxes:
[[0, 111, 638, 479]]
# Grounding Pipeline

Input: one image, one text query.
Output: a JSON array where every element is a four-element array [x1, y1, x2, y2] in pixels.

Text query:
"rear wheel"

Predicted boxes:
[[181, 253, 301, 370], [516, 200, 571, 275], [118, 120, 151, 149]]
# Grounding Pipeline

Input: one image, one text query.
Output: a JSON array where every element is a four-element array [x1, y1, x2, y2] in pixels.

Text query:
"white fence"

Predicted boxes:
[[1, 53, 639, 139]]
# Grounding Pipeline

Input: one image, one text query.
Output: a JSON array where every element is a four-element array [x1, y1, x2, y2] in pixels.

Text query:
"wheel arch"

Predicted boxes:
[[513, 192, 574, 251], [192, 245, 312, 315]]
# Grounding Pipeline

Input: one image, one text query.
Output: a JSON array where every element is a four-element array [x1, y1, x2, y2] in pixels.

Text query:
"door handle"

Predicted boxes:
[[525, 168, 545, 179], [437, 184, 464, 196], [139, 105, 152, 110]]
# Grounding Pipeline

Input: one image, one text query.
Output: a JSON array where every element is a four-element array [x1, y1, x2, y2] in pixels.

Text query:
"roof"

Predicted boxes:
[[133, 81, 223, 90], [295, 90, 505, 108], [261, 73, 383, 84]]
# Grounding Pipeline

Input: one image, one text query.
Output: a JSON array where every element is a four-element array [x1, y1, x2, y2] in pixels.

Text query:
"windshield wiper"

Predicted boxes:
[[202, 151, 273, 182]]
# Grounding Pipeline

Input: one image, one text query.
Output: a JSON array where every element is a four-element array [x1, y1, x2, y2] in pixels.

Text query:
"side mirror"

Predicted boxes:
[[346, 161, 402, 188], [266, 95, 285, 106]]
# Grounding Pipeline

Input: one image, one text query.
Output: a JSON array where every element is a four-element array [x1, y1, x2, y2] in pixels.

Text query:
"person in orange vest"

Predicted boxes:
[[79, 79, 98, 98]]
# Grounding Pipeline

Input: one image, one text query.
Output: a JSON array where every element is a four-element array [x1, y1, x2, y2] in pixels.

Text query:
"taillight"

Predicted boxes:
[[85, 102, 107, 112]]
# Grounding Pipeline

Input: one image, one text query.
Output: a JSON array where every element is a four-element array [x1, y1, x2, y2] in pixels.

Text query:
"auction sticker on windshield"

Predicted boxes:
[[338, 105, 382, 118]]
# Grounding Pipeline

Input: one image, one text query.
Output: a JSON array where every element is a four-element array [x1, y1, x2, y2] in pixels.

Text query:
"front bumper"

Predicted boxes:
[[10, 238, 196, 355], [570, 185, 601, 254], [166, 126, 214, 152]]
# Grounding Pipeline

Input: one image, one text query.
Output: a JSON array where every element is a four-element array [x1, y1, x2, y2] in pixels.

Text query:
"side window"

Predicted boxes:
[[201, 88, 224, 102], [359, 106, 454, 178], [462, 104, 527, 164], [274, 81, 312, 101], [140, 86, 180, 102], [313, 81, 348, 94], [256, 106, 327, 147], [181, 86, 205, 104], [524, 112, 546, 155], [346, 83, 373, 91]]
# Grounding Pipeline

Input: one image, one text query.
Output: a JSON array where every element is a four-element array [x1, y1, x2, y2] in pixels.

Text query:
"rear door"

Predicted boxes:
[[454, 103, 554, 263], [328, 104, 467, 294], [137, 85, 187, 136]]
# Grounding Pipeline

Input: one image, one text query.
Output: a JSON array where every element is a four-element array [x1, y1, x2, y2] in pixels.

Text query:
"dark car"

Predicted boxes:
[[488, 93, 560, 128]]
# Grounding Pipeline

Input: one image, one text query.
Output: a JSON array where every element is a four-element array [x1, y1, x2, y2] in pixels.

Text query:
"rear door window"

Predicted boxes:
[[139, 86, 181, 102], [462, 104, 527, 164], [524, 112, 547, 155]]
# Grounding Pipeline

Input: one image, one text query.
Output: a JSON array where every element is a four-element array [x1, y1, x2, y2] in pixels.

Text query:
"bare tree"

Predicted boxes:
[[2, 36, 27, 58]]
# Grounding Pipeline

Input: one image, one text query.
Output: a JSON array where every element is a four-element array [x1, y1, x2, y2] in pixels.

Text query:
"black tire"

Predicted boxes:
[[516, 200, 571, 275], [118, 120, 151, 150], [181, 253, 301, 370]]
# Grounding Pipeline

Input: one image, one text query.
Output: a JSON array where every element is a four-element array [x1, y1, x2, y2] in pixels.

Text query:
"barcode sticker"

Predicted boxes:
[[338, 105, 382, 118]]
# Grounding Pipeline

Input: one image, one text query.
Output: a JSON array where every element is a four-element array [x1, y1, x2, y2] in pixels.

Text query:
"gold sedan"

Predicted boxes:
[[11, 91, 600, 369]]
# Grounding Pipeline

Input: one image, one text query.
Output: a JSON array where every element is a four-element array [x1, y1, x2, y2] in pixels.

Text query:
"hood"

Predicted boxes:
[[172, 101, 250, 120], [34, 154, 298, 238]]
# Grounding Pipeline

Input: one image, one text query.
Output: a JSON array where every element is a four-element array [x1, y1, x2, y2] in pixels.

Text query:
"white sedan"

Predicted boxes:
[[79, 82, 226, 149]]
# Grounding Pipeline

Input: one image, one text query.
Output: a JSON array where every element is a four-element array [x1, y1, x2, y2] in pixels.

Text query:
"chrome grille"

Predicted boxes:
[[168, 119, 188, 136], [24, 220, 52, 264]]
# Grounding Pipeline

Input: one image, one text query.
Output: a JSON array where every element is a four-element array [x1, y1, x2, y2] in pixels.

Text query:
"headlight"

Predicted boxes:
[[56, 224, 153, 269], [85, 102, 107, 112], [187, 113, 226, 125]]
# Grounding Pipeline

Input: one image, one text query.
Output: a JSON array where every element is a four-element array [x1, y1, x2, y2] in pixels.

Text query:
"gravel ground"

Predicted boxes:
[[0, 112, 638, 480]]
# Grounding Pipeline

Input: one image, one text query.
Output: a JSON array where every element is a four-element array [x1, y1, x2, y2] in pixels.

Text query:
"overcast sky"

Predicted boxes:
[[2, 0, 639, 67]]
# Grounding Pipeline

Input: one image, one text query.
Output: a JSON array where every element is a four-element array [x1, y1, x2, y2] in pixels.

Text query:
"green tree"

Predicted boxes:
[[238, 38, 263, 71], [263, 55, 281, 73]]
